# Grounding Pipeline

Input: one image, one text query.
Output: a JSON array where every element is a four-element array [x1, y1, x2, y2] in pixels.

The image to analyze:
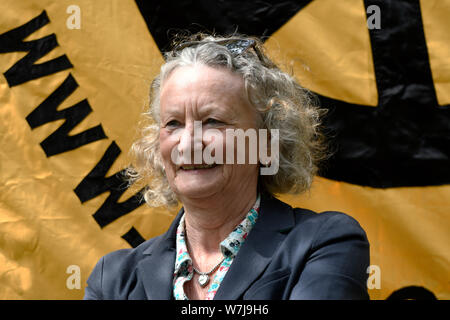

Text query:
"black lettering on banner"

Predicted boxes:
[[134, 0, 314, 51], [387, 286, 437, 300], [0, 10, 73, 87], [26, 74, 108, 156], [74, 141, 145, 229], [0, 10, 146, 248], [122, 227, 146, 248]]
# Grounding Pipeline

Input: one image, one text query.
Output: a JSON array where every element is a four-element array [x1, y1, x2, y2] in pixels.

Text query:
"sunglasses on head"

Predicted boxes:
[[172, 37, 265, 62]]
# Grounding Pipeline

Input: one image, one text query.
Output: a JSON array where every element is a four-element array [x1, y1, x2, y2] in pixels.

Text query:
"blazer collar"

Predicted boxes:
[[137, 208, 182, 300], [137, 192, 295, 300], [213, 192, 295, 299]]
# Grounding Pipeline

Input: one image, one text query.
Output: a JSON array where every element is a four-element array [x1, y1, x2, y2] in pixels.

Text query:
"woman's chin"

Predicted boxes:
[[176, 182, 222, 199]]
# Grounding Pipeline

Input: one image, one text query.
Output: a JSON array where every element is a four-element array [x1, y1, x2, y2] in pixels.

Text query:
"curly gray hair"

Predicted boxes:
[[127, 33, 329, 208]]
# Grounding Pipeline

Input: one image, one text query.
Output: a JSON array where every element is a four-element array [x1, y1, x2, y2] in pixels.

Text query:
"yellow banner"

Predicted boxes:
[[0, 0, 448, 300], [0, 0, 166, 299]]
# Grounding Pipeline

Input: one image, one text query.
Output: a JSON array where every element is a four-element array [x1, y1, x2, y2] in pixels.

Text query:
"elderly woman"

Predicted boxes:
[[84, 33, 370, 300]]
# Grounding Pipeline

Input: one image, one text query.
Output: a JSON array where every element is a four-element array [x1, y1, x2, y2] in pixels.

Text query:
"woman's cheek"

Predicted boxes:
[[202, 129, 226, 164], [159, 129, 177, 166]]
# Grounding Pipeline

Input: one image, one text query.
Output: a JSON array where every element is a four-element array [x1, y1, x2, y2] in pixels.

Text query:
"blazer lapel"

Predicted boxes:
[[136, 193, 295, 300], [213, 193, 295, 300], [137, 208, 183, 300]]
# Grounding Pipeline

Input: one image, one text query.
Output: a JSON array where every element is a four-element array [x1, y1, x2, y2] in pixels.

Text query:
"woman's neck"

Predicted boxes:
[[181, 190, 257, 267]]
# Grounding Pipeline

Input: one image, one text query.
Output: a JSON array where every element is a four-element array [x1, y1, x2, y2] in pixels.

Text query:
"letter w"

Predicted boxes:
[[74, 141, 145, 228], [26, 74, 107, 156], [0, 10, 73, 87]]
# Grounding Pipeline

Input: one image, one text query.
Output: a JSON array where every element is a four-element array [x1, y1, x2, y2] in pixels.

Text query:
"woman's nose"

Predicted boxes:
[[177, 125, 192, 154], [177, 121, 203, 163]]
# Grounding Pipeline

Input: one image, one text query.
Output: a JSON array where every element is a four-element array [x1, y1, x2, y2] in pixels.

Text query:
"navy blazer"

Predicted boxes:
[[84, 193, 370, 300]]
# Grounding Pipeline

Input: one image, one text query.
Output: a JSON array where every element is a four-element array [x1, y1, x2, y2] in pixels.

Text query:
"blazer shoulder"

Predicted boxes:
[[101, 233, 163, 269], [312, 210, 368, 243], [84, 235, 161, 300], [290, 206, 369, 246], [293, 206, 357, 224], [287, 208, 370, 299]]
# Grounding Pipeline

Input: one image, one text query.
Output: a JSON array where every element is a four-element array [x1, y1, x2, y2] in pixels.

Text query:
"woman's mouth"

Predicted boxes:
[[180, 164, 218, 170]]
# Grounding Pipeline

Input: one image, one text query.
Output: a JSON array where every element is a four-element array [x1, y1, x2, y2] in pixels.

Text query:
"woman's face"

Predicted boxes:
[[159, 64, 259, 201]]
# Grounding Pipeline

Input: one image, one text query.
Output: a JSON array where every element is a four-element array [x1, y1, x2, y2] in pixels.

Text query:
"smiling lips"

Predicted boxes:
[[180, 164, 218, 170]]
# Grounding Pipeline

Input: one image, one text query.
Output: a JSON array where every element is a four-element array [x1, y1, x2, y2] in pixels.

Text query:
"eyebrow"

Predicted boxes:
[[162, 101, 237, 117], [199, 102, 241, 122]]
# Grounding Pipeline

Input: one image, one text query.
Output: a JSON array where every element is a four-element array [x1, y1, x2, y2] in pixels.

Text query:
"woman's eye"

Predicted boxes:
[[165, 120, 181, 128], [204, 118, 222, 125]]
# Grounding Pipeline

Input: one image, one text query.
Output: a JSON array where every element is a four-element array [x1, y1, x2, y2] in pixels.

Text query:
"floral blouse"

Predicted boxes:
[[173, 194, 261, 300]]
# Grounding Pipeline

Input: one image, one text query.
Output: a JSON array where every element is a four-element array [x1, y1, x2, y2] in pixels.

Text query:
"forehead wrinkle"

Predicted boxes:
[[160, 64, 249, 121], [162, 64, 244, 96]]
